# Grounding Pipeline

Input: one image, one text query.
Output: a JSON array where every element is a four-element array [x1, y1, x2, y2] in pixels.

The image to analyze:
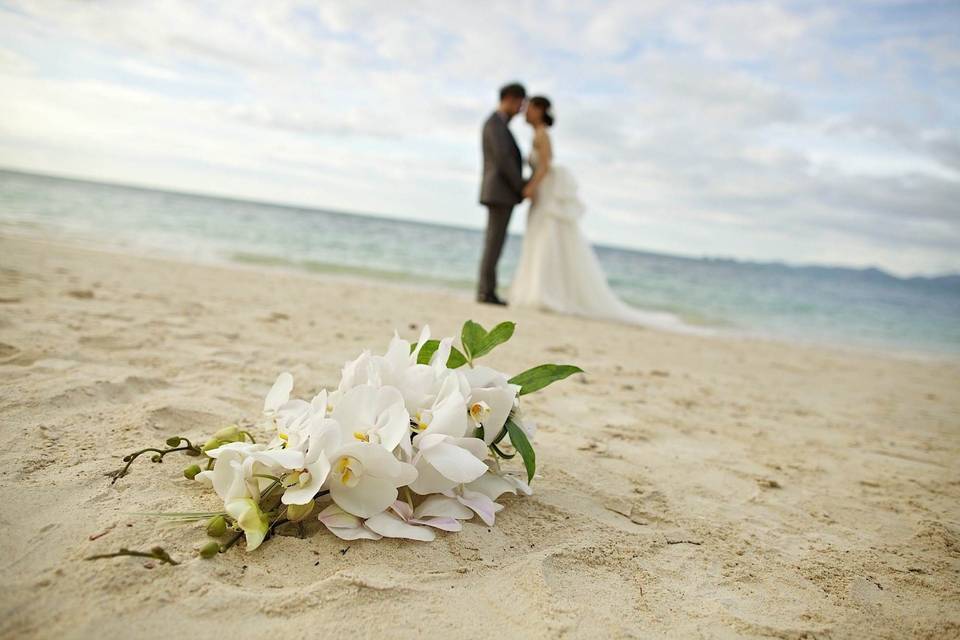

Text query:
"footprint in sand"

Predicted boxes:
[[79, 334, 144, 350], [146, 406, 226, 433], [0, 342, 20, 361]]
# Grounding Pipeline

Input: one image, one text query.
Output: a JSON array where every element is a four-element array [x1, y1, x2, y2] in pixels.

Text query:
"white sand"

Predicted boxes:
[[1, 236, 958, 639]]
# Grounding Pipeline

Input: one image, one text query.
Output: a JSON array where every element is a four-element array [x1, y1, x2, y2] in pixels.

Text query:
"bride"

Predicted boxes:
[[510, 96, 673, 327]]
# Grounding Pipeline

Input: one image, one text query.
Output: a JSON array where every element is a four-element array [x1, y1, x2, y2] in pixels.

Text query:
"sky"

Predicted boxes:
[[0, 1, 958, 276]]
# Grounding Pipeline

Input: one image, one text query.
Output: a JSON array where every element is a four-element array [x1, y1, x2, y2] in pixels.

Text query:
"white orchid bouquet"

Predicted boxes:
[[106, 320, 580, 559]]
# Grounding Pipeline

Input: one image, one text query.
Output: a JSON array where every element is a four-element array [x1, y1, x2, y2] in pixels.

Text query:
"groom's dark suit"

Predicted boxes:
[[478, 111, 524, 300]]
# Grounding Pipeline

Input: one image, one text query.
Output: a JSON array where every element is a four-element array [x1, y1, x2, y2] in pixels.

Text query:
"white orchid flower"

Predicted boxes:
[[327, 442, 418, 518], [206, 439, 334, 508], [410, 372, 469, 438], [262, 372, 331, 452], [206, 443, 276, 502], [278, 416, 339, 506], [364, 500, 462, 541], [317, 503, 382, 540], [408, 433, 489, 495], [370, 327, 454, 415], [460, 365, 520, 444], [331, 384, 410, 453], [225, 497, 270, 551], [409, 465, 529, 527]]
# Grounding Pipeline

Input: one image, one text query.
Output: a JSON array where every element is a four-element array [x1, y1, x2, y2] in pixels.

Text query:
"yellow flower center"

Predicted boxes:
[[335, 456, 361, 487], [353, 431, 370, 442], [415, 411, 430, 431]]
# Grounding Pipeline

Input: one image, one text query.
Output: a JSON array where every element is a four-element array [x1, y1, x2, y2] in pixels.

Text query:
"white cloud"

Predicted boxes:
[[0, 0, 957, 275]]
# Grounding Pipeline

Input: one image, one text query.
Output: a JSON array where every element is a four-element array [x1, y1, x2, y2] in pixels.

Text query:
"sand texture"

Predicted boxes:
[[1, 236, 958, 639]]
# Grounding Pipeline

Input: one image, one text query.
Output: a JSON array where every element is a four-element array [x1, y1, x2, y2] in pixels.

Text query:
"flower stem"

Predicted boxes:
[[220, 531, 244, 553], [109, 443, 203, 484], [86, 547, 179, 565]]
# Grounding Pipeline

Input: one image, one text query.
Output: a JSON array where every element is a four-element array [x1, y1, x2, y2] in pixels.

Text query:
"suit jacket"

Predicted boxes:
[[479, 111, 524, 206]]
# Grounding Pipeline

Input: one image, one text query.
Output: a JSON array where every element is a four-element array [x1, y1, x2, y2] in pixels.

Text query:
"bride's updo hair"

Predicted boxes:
[[530, 96, 554, 127]]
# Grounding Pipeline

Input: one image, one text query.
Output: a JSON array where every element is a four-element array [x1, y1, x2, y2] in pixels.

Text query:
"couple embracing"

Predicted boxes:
[[477, 82, 642, 325]]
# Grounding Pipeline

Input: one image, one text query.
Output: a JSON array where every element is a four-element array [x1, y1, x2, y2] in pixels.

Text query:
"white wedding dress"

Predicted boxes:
[[510, 143, 680, 329]]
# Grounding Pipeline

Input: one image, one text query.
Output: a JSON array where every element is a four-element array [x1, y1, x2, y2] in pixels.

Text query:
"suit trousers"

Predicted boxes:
[[478, 204, 513, 298]]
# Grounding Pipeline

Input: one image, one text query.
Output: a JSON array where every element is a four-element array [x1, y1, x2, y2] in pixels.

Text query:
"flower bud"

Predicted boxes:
[[199, 541, 220, 559], [165, 436, 182, 447], [201, 438, 222, 453], [183, 464, 202, 480], [206, 515, 227, 537], [213, 425, 241, 442], [286, 500, 315, 523]]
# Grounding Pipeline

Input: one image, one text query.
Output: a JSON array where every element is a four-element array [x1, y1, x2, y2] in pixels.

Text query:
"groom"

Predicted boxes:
[[477, 82, 527, 306]]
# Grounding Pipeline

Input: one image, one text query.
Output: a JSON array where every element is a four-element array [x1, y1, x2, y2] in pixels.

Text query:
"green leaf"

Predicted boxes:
[[505, 418, 536, 482], [508, 364, 583, 396], [415, 339, 439, 364], [470, 321, 515, 360], [415, 339, 467, 368], [460, 320, 487, 361]]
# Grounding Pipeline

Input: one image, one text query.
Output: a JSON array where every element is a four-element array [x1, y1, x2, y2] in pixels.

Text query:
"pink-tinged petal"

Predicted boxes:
[[365, 511, 436, 542], [421, 441, 488, 484], [317, 503, 361, 529], [323, 522, 382, 541], [389, 500, 415, 521], [411, 516, 462, 532], [414, 494, 474, 520], [457, 489, 504, 526]]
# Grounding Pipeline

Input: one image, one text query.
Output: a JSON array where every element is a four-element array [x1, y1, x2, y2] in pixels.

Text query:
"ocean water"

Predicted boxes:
[[2, 168, 958, 356]]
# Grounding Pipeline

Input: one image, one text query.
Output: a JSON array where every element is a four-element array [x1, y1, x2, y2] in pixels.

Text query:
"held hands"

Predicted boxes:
[[522, 183, 536, 201]]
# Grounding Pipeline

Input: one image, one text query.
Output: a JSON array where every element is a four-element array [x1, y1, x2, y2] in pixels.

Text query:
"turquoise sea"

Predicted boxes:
[[1, 169, 958, 356]]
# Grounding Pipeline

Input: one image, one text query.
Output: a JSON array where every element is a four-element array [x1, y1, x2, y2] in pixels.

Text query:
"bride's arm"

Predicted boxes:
[[523, 129, 553, 201]]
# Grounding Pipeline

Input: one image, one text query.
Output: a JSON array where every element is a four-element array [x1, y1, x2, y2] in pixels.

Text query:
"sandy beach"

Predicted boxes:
[[1, 235, 958, 639]]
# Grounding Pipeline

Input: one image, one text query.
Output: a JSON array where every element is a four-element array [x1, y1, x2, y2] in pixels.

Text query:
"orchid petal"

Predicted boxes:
[[263, 372, 293, 414], [414, 494, 474, 520], [410, 516, 462, 532], [365, 511, 436, 542], [457, 489, 503, 526], [281, 457, 331, 505], [225, 497, 269, 551], [421, 441, 488, 484], [330, 475, 398, 518]]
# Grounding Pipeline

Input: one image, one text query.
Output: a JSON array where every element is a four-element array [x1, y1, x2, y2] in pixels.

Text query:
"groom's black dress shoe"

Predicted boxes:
[[477, 293, 508, 306]]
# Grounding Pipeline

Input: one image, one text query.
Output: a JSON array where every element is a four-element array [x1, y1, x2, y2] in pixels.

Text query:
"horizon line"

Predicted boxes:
[[2, 165, 957, 281]]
